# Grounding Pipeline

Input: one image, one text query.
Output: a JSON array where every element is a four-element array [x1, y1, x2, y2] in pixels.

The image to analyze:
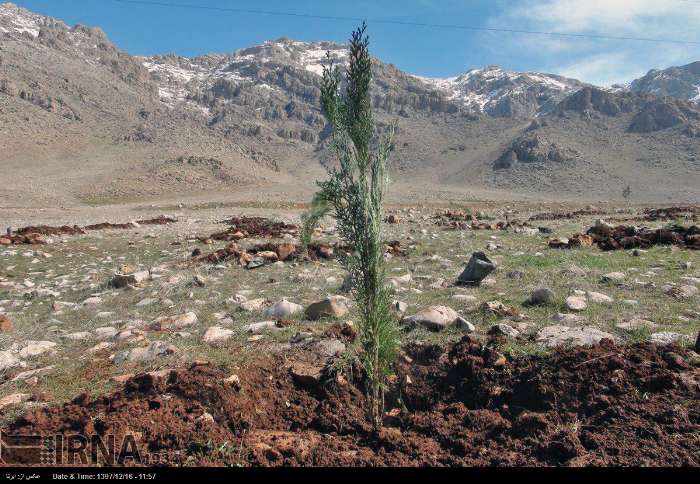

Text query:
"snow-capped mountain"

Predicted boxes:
[[141, 39, 349, 113], [414, 66, 586, 117], [142, 41, 586, 119], [629, 61, 700, 104]]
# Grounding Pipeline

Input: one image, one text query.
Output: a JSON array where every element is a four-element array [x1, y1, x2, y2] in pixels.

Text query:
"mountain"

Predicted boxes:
[[629, 61, 700, 104], [1, 2, 699, 204], [414, 66, 586, 118]]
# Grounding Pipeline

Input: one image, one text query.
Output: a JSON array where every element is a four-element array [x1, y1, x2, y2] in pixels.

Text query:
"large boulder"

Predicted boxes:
[[457, 252, 497, 285]]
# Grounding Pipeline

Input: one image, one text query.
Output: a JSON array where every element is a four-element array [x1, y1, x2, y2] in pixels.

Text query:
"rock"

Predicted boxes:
[[314, 338, 346, 357], [453, 317, 475, 332], [192, 275, 206, 287], [0, 350, 21, 371], [18, 341, 57, 358], [0, 314, 13, 332], [402, 305, 462, 331], [585, 291, 614, 304], [0, 393, 30, 410], [548, 237, 570, 249], [526, 288, 555, 305], [537, 325, 616, 348], [95, 327, 118, 339], [457, 252, 497, 285], [136, 297, 158, 307], [665, 285, 698, 300], [552, 313, 586, 325], [62, 332, 91, 341], [246, 321, 278, 333], [246, 257, 266, 269], [149, 311, 197, 331], [289, 362, 323, 387], [695, 333, 700, 352], [264, 299, 303, 319], [480, 301, 523, 319], [601, 272, 625, 284], [390, 274, 412, 287], [488, 323, 520, 338], [305, 296, 349, 320], [111, 270, 149, 288], [239, 298, 266, 312], [565, 296, 588, 311], [650, 332, 691, 345], [391, 300, 408, 314], [82, 296, 103, 306], [202, 326, 234, 345], [616, 319, 659, 331], [276, 243, 297, 261], [113, 341, 176, 365], [88, 342, 113, 353], [451, 294, 478, 305]]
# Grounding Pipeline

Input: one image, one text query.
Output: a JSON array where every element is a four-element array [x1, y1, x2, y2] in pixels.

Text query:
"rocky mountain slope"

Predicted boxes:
[[0, 2, 699, 204], [629, 61, 700, 104]]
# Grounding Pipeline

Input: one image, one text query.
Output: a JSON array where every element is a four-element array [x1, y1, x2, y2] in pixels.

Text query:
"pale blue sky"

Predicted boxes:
[[8, 0, 700, 85]]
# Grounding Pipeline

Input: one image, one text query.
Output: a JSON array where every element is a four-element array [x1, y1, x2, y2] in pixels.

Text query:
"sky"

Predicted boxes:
[[8, 0, 700, 86]]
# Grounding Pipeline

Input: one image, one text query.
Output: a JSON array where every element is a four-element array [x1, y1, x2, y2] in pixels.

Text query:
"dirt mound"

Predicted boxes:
[[84, 217, 177, 231], [586, 223, 700, 251], [1, 225, 85, 245], [5, 338, 698, 466], [529, 207, 607, 222], [192, 242, 335, 266], [214, 217, 298, 240], [643, 206, 699, 222]]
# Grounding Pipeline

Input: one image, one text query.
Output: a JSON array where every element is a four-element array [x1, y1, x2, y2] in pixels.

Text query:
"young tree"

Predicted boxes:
[[303, 23, 398, 426]]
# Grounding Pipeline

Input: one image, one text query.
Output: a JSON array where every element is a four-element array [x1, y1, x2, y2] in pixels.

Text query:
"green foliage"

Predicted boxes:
[[303, 23, 399, 426]]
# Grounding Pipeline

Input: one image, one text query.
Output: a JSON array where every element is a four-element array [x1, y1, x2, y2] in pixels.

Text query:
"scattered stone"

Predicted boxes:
[[263, 299, 303, 319], [246, 321, 278, 334], [586, 291, 614, 304], [62, 332, 91, 341], [650, 332, 691, 345], [453, 317, 475, 332], [202, 326, 234, 345], [601, 272, 625, 284], [665, 285, 698, 300], [0, 350, 21, 371], [95, 327, 118, 339], [451, 294, 478, 305], [18, 341, 57, 358], [239, 298, 266, 312], [82, 296, 103, 306], [480, 301, 523, 319], [537, 325, 616, 348], [314, 338, 346, 357], [488, 323, 520, 338], [0, 393, 30, 410], [457, 252, 497, 285], [149, 311, 197, 331], [391, 300, 408, 314], [113, 341, 176, 365], [525, 288, 555, 306], [289, 362, 323, 387], [305, 296, 349, 320], [402, 305, 462, 331], [552, 313, 586, 325], [0, 314, 13, 332], [111, 270, 149, 288], [88, 342, 113, 353], [192, 275, 206, 287], [616, 318, 659, 331]]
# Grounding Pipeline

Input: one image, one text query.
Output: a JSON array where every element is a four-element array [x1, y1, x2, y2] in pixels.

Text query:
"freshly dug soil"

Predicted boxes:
[[586, 223, 700, 251], [5, 338, 699, 467], [214, 216, 298, 240]]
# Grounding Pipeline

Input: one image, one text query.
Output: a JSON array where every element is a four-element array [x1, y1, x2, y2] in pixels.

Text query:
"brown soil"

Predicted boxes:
[[587, 224, 700, 251], [5, 337, 699, 467], [529, 208, 608, 222], [213, 216, 298, 240], [1, 225, 85, 245], [643, 206, 699, 222]]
